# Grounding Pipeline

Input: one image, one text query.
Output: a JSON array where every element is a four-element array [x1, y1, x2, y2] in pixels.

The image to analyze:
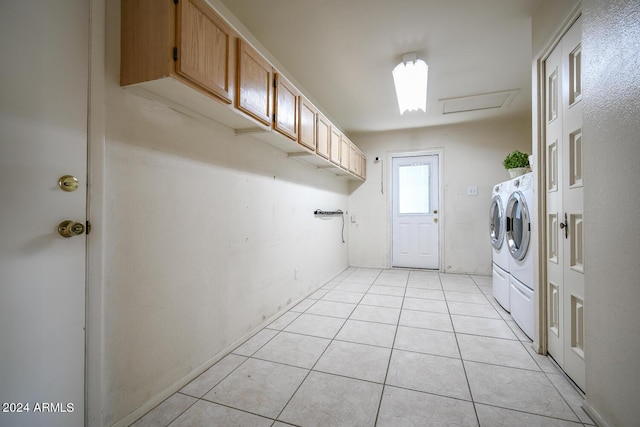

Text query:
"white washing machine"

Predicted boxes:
[[506, 172, 535, 339], [490, 179, 511, 311]]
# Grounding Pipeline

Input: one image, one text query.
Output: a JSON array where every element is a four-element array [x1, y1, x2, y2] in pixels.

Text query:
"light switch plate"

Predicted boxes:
[[467, 186, 478, 196]]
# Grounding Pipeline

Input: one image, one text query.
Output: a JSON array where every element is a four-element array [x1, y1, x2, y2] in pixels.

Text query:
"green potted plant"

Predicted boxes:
[[503, 150, 531, 178]]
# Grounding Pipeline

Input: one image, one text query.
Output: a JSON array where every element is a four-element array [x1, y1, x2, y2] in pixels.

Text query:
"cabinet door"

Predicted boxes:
[[349, 144, 358, 174], [360, 155, 367, 179], [316, 113, 330, 159], [176, 0, 234, 103], [340, 135, 350, 170], [298, 96, 317, 151], [330, 127, 341, 165], [236, 38, 272, 127], [121, 0, 173, 86], [273, 72, 299, 141]]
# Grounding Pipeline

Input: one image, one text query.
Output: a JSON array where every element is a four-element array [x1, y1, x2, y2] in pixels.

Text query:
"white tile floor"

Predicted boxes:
[[131, 268, 594, 427]]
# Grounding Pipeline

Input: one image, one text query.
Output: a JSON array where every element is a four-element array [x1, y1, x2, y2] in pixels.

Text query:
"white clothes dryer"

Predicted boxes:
[[490, 179, 512, 311], [506, 172, 535, 338], [490, 180, 511, 271], [506, 173, 534, 289]]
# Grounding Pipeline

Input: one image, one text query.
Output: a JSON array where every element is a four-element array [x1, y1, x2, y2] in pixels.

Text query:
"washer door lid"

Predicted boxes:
[[506, 191, 530, 260], [489, 195, 504, 249]]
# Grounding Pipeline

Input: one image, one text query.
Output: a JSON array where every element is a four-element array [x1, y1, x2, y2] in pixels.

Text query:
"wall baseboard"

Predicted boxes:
[[582, 400, 610, 427]]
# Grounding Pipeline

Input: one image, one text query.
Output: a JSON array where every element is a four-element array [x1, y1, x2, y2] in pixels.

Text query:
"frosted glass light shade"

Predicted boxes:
[[392, 57, 428, 114]]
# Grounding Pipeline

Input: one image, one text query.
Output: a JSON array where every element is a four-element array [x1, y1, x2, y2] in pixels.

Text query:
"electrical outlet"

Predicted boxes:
[[467, 186, 478, 196]]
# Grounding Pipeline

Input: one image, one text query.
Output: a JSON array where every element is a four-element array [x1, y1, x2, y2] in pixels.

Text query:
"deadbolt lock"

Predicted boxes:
[[58, 175, 79, 192], [58, 220, 85, 238]]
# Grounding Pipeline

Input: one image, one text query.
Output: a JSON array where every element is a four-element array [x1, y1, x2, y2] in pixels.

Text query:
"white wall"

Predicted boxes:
[[582, 1, 640, 426], [103, 2, 349, 425], [348, 118, 531, 274]]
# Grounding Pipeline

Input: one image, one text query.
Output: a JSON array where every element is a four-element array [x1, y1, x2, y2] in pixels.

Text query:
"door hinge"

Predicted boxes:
[[273, 113, 277, 122], [86, 220, 92, 235], [173, 47, 178, 61], [273, 78, 277, 88]]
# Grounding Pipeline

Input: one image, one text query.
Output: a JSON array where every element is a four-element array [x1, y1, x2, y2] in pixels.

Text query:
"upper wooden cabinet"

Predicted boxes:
[[340, 134, 351, 170], [176, 0, 235, 103], [345, 140, 365, 179], [273, 73, 299, 141], [298, 96, 317, 151], [330, 127, 341, 166], [236, 39, 272, 128], [121, 0, 235, 105], [360, 155, 367, 180], [316, 113, 331, 160], [349, 143, 360, 176], [120, 0, 365, 181]]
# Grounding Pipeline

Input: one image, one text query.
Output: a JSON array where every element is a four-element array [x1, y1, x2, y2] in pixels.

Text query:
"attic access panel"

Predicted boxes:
[[439, 89, 519, 114]]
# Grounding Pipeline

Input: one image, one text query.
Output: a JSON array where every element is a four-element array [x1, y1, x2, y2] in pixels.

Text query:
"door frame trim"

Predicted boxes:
[[87, 0, 106, 425], [387, 149, 444, 271], [533, 4, 582, 356]]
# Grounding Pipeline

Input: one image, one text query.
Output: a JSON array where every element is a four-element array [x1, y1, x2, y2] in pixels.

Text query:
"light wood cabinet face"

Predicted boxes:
[[340, 135, 350, 170], [120, 0, 173, 86], [176, 0, 234, 103], [236, 39, 272, 127], [316, 113, 330, 159], [330, 127, 341, 165], [349, 144, 359, 175], [273, 73, 299, 141], [299, 97, 317, 151]]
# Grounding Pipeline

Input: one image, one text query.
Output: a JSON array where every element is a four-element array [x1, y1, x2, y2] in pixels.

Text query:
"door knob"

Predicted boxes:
[[58, 175, 79, 192], [433, 218, 438, 223], [559, 213, 568, 239], [58, 220, 85, 238]]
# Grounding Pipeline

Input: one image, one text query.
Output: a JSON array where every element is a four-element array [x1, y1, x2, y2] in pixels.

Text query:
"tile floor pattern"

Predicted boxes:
[[131, 268, 594, 427]]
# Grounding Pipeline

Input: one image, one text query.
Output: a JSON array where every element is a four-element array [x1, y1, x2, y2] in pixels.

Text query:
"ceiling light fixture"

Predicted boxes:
[[392, 53, 428, 114]]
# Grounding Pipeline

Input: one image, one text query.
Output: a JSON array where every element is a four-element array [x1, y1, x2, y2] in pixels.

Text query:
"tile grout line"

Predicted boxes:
[[159, 269, 364, 426], [372, 270, 410, 427], [539, 358, 592, 424], [473, 401, 590, 425], [177, 269, 363, 427], [270, 267, 380, 425], [443, 273, 482, 426], [129, 393, 199, 427]]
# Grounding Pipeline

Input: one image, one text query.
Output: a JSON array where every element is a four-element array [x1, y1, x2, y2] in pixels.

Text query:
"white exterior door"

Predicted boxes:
[[0, 1, 88, 426], [392, 155, 440, 269], [545, 16, 585, 390]]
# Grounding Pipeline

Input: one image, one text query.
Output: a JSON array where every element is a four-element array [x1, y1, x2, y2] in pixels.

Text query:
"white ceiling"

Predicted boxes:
[[218, 0, 541, 134]]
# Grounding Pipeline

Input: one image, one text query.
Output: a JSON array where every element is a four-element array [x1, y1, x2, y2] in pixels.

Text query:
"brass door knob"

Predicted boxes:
[[58, 175, 79, 192], [58, 220, 85, 238]]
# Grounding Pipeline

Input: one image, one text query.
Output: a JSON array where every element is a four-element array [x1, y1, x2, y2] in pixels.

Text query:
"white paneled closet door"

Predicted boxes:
[[545, 15, 585, 391]]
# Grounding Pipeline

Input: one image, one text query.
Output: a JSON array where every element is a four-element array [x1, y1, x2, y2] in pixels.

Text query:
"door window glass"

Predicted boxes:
[[398, 164, 430, 214]]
